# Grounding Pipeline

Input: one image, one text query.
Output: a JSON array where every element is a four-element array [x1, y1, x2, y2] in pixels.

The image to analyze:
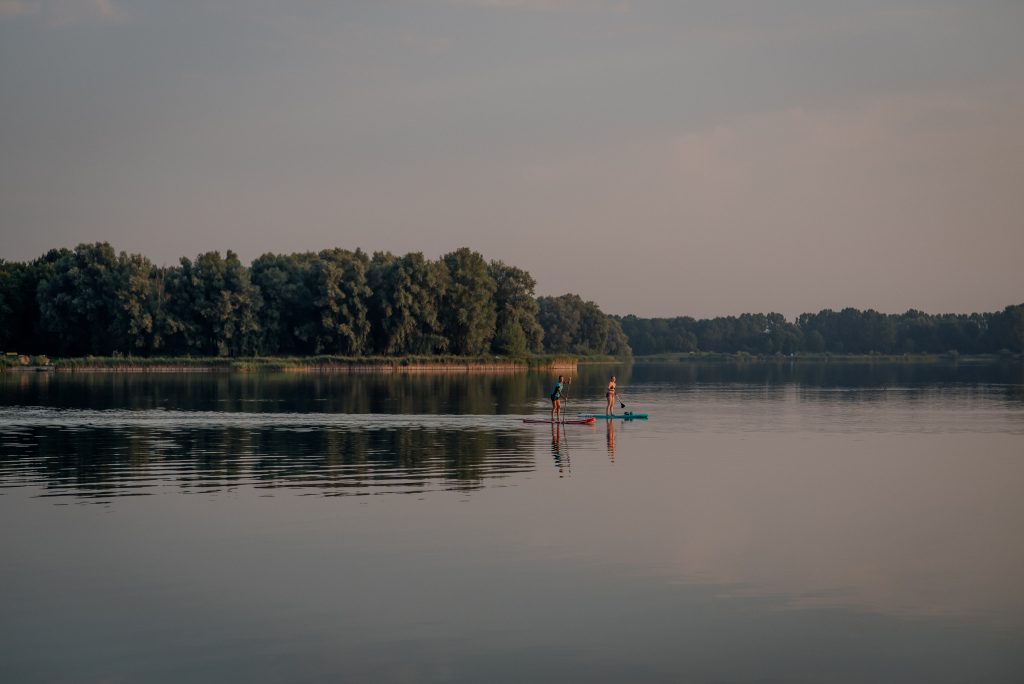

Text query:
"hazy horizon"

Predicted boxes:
[[2, 1, 1022, 318]]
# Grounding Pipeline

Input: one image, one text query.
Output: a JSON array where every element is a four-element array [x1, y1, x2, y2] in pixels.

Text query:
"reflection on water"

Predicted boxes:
[[0, 370, 555, 414], [0, 372, 557, 501], [1, 363, 1023, 683], [606, 420, 616, 463], [0, 412, 538, 501], [634, 358, 1024, 389], [550, 423, 571, 477]]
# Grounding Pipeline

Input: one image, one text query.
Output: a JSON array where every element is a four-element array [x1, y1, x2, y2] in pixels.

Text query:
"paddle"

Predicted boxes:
[[562, 376, 572, 424]]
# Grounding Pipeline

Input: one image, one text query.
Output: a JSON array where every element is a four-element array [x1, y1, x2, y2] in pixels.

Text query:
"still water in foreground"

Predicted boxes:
[[1, 363, 1022, 683]]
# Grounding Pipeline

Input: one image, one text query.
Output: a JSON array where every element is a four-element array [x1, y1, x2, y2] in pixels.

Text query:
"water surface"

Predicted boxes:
[[2, 363, 1022, 683]]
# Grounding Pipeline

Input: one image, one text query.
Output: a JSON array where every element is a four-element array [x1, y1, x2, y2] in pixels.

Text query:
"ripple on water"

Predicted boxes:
[[0, 407, 539, 502]]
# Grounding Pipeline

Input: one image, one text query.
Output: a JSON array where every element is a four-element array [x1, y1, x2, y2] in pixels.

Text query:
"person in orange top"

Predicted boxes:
[[605, 375, 617, 416]]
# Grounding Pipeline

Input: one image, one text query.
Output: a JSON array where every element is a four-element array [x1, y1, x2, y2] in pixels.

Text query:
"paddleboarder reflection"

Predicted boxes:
[[551, 423, 570, 477], [606, 419, 616, 463]]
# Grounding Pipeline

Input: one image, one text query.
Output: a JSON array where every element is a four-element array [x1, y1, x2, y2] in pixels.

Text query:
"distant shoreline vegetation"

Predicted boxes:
[[0, 242, 1020, 364], [0, 354, 584, 373], [616, 306, 1022, 357], [3, 352, 1018, 373], [0, 243, 629, 361]]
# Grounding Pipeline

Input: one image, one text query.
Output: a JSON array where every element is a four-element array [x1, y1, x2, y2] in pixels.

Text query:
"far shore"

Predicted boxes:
[[1, 354, 585, 374], [3, 351, 1020, 374]]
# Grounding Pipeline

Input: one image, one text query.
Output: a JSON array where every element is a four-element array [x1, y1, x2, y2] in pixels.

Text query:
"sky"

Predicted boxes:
[[0, 0, 1022, 318]]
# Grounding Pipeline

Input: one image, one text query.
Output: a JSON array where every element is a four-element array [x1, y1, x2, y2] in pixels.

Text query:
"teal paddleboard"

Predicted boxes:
[[579, 413, 649, 420]]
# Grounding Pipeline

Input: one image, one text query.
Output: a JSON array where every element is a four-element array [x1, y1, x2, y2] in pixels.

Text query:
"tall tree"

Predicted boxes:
[[537, 295, 582, 353], [604, 317, 632, 358], [251, 252, 318, 354], [493, 319, 528, 357], [165, 251, 261, 356], [36, 243, 158, 356], [984, 304, 1024, 353], [537, 293, 630, 357], [0, 259, 46, 353], [368, 252, 449, 355], [307, 248, 371, 355], [116, 252, 164, 353], [441, 248, 497, 355], [488, 261, 544, 353]]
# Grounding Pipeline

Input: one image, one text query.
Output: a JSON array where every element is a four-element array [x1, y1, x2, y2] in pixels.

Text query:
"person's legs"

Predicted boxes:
[[606, 393, 613, 415], [554, 398, 561, 419], [551, 397, 556, 420]]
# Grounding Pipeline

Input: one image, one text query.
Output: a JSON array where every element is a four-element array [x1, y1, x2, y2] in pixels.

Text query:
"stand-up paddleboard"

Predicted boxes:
[[579, 413, 649, 420], [522, 417, 596, 425]]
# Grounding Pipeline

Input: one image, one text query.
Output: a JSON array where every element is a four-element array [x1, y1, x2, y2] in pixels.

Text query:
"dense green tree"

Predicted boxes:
[[306, 249, 371, 355], [0, 265, 9, 348], [798, 308, 896, 354], [623, 305, 1021, 356], [35, 243, 160, 356], [985, 304, 1024, 353], [116, 252, 166, 353], [805, 329, 826, 353], [616, 315, 698, 355], [441, 248, 497, 355], [489, 261, 544, 353], [9, 249, 69, 353], [165, 251, 261, 356], [35, 243, 118, 355], [0, 260, 21, 352], [251, 252, 319, 355], [537, 295, 582, 353], [764, 312, 804, 354], [604, 317, 632, 358], [4, 242, 1020, 360], [493, 319, 528, 357], [537, 294, 630, 357], [368, 252, 450, 355], [0, 259, 40, 352]]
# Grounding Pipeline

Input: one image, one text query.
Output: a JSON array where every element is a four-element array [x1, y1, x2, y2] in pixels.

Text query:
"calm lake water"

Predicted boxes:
[[2, 362, 1023, 683]]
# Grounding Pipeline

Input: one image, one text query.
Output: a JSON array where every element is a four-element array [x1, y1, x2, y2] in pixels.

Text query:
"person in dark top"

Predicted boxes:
[[550, 375, 565, 420]]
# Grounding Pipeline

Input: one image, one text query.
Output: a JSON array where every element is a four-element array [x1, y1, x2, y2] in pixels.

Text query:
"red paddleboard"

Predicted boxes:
[[522, 417, 596, 425]]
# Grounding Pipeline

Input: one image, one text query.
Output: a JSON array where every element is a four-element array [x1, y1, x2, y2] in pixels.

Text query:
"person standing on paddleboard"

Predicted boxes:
[[606, 375, 617, 416], [550, 375, 568, 420]]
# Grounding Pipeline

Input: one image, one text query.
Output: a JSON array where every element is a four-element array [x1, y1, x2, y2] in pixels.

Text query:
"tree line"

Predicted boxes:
[[0, 243, 629, 358], [3, 243, 1019, 359], [617, 305, 1024, 356]]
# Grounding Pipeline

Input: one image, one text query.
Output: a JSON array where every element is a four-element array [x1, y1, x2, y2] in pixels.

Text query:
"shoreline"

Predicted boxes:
[[5, 352, 1018, 374], [1, 355, 581, 374]]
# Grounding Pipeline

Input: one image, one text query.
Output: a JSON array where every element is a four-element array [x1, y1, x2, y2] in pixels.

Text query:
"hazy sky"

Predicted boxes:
[[1, 0, 1022, 317]]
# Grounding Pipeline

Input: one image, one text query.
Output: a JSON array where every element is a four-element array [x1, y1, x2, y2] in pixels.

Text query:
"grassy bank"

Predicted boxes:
[[570, 354, 620, 364], [2, 354, 580, 373]]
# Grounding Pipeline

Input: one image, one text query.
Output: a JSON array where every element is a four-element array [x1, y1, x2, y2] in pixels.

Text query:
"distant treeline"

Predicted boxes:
[[3, 243, 1019, 360], [617, 306, 1023, 356], [0, 243, 629, 358]]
